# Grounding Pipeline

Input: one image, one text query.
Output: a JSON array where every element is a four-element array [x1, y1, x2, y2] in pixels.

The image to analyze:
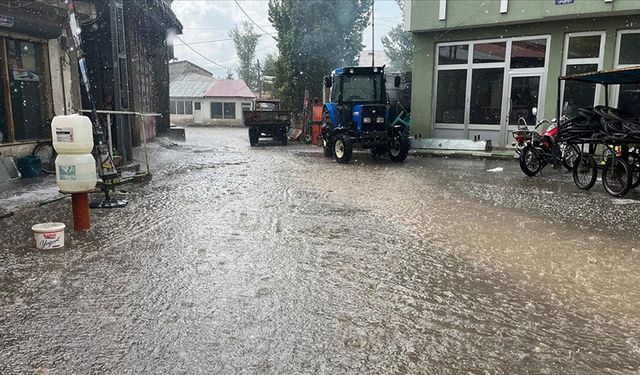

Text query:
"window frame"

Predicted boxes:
[[211, 102, 223, 119], [0, 36, 53, 143], [612, 29, 640, 109], [223, 102, 236, 119], [433, 35, 550, 136], [561, 31, 606, 114]]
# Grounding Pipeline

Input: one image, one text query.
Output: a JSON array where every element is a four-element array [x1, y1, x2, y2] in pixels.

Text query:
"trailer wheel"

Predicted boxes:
[[602, 157, 632, 197], [572, 154, 597, 190], [389, 136, 410, 163], [249, 127, 259, 147], [334, 134, 352, 164]]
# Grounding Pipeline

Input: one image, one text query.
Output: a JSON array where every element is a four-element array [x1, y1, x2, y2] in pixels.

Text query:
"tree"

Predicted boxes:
[[381, 0, 413, 72], [268, 0, 372, 110], [225, 70, 235, 80], [229, 21, 261, 90], [382, 24, 413, 72]]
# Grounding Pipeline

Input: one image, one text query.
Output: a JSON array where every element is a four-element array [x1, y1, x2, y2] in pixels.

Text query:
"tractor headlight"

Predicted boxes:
[[363, 117, 371, 123], [376, 117, 384, 123]]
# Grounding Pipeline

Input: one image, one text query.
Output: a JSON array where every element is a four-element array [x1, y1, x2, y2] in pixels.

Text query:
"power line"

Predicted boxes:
[[232, 0, 277, 40], [174, 35, 233, 70], [173, 33, 271, 46]]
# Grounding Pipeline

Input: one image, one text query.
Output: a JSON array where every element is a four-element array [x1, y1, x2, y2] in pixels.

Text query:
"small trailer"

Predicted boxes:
[[243, 99, 291, 146]]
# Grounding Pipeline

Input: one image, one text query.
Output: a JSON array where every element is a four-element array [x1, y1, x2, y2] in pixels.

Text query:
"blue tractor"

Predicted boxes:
[[321, 66, 410, 164]]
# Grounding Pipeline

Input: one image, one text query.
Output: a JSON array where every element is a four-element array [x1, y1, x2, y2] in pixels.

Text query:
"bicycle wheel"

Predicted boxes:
[[572, 154, 597, 190], [32, 141, 56, 174], [602, 157, 632, 197]]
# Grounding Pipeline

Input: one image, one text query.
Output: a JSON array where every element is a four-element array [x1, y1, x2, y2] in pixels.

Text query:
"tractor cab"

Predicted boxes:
[[323, 66, 399, 134], [321, 66, 408, 164]]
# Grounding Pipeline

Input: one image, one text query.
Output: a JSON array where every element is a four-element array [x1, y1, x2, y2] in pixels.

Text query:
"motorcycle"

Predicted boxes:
[[512, 111, 579, 177]]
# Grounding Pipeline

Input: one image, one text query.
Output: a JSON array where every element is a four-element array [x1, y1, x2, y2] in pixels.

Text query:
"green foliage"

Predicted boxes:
[[268, 0, 372, 110], [382, 24, 413, 73], [229, 21, 261, 90]]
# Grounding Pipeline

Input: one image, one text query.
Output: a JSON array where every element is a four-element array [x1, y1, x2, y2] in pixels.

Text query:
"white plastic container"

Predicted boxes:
[[51, 115, 94, 154], [55, 154, 98, 193], [32, 222, 66, 250]]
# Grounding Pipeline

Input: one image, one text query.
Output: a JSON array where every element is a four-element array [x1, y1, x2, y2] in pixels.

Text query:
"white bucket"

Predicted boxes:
[[32, 222, 66, 250]]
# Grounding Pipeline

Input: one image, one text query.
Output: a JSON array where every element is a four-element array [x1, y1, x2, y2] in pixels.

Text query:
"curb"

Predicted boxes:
[[411, 149, 516, 160]]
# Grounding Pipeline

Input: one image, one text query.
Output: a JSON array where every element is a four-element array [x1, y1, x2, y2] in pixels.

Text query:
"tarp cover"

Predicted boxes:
[[559, 66, 640, 85]]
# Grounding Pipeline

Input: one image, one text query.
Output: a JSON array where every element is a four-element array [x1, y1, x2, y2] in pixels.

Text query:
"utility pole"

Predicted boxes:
[[371, 0, 375, 67]]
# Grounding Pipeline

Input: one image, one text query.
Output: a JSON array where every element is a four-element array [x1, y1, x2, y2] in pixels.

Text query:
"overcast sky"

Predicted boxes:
[[170, 0, 403, 77]]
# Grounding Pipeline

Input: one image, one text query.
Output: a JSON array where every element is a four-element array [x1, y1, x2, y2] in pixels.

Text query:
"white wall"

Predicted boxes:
[[171, 97, 253, 126]]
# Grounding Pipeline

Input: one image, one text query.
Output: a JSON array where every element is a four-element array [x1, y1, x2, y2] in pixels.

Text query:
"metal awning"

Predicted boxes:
[[559, 66, 640, 85]]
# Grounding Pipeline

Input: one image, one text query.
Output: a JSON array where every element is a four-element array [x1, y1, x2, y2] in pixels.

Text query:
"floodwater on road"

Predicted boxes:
[[1, 127, 639, 374]]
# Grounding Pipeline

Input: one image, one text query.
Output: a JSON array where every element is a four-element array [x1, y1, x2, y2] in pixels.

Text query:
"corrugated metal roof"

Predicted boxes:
[[204, 80, 255, 98], [170, 74, 216, 98]]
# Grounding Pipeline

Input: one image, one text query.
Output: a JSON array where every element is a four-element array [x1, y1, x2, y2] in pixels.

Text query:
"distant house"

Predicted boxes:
[[358, 50, 390, 69], [169, 60, 255, 126]]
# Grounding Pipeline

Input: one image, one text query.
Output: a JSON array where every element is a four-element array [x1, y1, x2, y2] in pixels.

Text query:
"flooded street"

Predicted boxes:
[[2, 127, 640, 374]]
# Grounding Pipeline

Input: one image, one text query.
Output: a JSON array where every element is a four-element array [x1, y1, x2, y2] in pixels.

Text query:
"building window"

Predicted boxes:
[[211, 102, 223, 119], [615, 30, 640, 114], [438, 45, 469, 65], [435, 70, 466, 123], [194, 102, 201, 110], [511, 39, 547, 69], [211, 102, 236, 119], [241, 102, 251, 112], [224, 103, 236, 119], [470, 68, 504, 125], [562, 32, 604, 117], [435, 36, 549, 137], [473, 42, 506, 64], [177, 100, 185, 115], [170, 100, 177, 114], [185, 101, 193, 115], [0, 38, 51, 143]]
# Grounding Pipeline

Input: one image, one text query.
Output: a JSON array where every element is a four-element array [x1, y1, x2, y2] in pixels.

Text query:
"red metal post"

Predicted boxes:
[[71, 193, 90, 231]]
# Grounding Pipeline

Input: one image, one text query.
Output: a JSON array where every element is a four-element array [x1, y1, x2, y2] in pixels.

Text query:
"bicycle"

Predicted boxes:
[[32, 140, 56, 175]]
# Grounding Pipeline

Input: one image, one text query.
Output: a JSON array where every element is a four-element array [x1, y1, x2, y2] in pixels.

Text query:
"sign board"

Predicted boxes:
[[0, 15, 14, 28], [555, 0, 575, 5]]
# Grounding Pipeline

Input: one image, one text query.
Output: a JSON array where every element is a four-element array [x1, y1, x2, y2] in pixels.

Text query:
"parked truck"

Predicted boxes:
[[243, 99, 291, 146], [321, 66, 410, 164]]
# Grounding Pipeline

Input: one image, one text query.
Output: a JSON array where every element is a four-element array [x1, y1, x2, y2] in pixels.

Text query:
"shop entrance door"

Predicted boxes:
[[504, 73, 543, 145]]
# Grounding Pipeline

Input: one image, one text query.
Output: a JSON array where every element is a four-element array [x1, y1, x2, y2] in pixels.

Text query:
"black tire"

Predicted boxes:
[[322, 136, 333, 157], [333, 133, 352, 164], [627, 152, 640, 189], [572, 154, 598, 190], [32, 141, 56, 174], [602, 157, 632, 197], [519, 146, 543, 176], [249, 128, 258, 147], [562, 144, 579, 170], [388, 136, 410, 163]]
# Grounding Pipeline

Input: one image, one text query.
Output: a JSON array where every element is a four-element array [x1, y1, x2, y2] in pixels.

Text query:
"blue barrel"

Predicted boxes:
[[17, 156, 43, 178]]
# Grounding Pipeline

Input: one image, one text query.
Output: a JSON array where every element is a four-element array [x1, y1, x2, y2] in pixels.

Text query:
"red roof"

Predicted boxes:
[[204, 79, 255, 98]]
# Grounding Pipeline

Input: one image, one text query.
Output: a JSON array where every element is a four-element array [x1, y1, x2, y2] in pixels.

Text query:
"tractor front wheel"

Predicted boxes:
[[334, 134, 353, 164]]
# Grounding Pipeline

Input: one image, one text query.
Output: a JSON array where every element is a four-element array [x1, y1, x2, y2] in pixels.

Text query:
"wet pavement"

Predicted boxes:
[[1, 126, 640, 374]]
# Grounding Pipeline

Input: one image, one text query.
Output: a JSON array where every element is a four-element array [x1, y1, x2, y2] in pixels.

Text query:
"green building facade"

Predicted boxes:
[[407, 0, 640, 147]]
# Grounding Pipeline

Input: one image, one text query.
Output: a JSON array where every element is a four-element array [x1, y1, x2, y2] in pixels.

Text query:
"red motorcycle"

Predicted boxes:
[[513, 117, 579, 176]]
